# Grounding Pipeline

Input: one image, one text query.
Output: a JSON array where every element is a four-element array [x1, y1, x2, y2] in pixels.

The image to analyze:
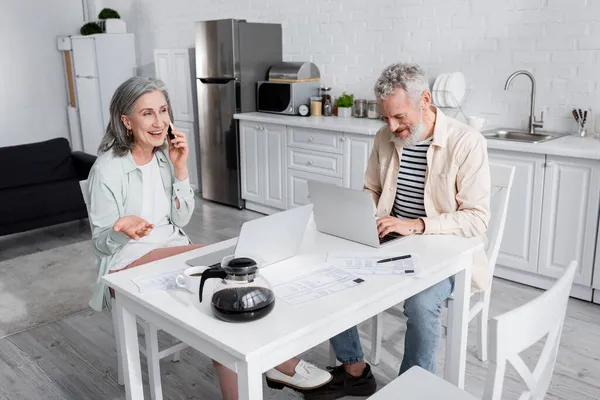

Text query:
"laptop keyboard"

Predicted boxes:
[[379, 232, 402, 244]]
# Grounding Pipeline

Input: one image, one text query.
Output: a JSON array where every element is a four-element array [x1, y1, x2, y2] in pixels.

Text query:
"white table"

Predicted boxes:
[[102, 219, 482, 400]]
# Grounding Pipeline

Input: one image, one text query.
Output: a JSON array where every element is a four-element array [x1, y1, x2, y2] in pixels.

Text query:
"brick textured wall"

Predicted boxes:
[[114, 0, 600, 134]]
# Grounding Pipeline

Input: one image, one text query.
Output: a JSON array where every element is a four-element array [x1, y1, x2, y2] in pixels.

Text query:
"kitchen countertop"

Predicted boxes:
[[486, 134, 600, 161], [234, 112, 600, 161], [234, 112, 385, 135]]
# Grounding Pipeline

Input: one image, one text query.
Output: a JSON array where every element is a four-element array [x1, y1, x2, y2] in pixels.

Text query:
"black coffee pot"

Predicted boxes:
[[199, 256, 275, 323]]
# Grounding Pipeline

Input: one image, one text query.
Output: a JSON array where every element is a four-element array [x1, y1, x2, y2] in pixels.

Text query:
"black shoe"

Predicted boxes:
[[303, 363, 377, 400]]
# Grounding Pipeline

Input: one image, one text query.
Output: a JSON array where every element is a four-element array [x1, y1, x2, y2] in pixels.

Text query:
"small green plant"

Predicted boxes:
[[98, 8, 120, 19], [336, 92, 354, 108], [80, 22, 103, 35]]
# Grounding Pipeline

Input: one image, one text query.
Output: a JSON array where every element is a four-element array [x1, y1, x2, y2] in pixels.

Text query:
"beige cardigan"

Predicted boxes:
[[364, 107, 492, 291]]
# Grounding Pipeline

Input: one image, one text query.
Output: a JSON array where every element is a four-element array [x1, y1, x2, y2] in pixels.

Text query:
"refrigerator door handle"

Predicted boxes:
[[198, 77, 236, 84]]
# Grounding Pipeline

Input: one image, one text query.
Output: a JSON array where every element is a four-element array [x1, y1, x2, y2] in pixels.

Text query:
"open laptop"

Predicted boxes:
[[185, 203, 314, 268], [307, 180, 405, 248]]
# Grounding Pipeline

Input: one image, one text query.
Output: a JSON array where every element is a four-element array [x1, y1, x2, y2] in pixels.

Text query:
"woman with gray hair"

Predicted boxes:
[[87, 76, 331, 399]]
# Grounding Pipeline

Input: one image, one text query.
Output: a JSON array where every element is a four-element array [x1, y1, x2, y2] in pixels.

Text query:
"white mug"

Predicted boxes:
[[176, 266, 208, 294], [467, 116, 488, 131]]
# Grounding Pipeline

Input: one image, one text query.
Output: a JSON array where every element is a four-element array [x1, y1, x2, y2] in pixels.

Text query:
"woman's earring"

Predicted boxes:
[[127, 129, 132, 137]]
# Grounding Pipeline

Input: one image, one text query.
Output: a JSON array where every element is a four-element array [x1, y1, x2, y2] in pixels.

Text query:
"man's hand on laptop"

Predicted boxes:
[[376, 216, 425, 237]]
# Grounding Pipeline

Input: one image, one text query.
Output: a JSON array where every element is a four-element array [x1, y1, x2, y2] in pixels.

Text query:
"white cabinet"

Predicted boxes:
[[239, 121, 287, 212], [343, 134, 373, 190], [239, 120, 375, 213], [538, 156, 600, 286], [288, 169, 343, 208], [488, 150, 545, 274]]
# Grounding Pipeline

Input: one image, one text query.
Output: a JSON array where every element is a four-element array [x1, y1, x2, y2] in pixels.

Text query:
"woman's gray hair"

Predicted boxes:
[[373, 63, 429, 104], [98, 76, 174, 156]]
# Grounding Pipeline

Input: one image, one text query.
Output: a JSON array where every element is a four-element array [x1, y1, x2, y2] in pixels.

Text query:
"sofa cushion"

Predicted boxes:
[[0, 179, 86, 226], [0, 138, 78, 190]]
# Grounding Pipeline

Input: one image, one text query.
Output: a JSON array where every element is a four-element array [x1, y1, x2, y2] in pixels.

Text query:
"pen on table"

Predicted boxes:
[[377, 255, 411, 264]]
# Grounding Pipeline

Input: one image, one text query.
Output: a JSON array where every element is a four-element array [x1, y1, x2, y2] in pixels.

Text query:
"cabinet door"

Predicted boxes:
[[154, 50, 172, 88], [239, 122, 264, 204], [154, 49, 195, 123], [342, 134, 374, 190], [538, 156, 600, 286], [171, 49, 194, 123], [288, 169, 343, 208], [173, 121, 199, 190], [488, 150, 545, 274], [262, 123, 287, 210]]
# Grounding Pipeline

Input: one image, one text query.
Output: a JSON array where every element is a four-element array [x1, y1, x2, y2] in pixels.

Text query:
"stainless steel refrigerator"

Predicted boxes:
[[195, 19, 282, 209]]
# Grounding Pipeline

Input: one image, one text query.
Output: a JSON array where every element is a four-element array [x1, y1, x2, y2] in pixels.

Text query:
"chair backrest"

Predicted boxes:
[[483, 261, 577, 400], [485, 163, 516, 270]]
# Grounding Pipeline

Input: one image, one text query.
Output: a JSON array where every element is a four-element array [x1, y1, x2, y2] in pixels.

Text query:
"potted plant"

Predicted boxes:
[[336, 92, 354, 117]]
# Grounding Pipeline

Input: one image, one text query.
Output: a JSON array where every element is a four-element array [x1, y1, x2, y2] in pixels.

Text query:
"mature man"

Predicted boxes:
[[307, 63, 491, 400]]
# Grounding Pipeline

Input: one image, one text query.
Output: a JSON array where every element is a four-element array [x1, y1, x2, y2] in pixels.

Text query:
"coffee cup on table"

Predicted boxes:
[[176, 266, 208, 294], [467, 116, 488, 131]]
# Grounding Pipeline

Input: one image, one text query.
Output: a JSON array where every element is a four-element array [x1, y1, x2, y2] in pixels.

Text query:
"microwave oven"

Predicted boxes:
[[256, 81, 320, 115]]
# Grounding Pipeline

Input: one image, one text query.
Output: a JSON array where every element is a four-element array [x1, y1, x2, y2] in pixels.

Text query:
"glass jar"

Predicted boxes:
[[354, 99, 367, 118], [367, 100, 379, 119], [320, 87, 333, 116], [310, 97, 322, 116]]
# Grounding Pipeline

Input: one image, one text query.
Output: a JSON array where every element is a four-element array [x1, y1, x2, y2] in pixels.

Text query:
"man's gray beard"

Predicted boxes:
[[391, 119, 427, 147]]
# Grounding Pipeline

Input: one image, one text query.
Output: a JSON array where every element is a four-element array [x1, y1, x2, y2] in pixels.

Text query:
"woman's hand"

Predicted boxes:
[[113, 216, 154, 240], [168, 125, 189, 181]]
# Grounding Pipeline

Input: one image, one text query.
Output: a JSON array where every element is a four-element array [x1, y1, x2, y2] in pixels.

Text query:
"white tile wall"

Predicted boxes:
[[110, 0, 599, 133]]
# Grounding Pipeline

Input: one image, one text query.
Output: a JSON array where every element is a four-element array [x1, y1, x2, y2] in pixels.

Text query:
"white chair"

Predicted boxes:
[[367, 260, 578, 400], [79, 179, 186, 400], [367, 163, 516, 366]]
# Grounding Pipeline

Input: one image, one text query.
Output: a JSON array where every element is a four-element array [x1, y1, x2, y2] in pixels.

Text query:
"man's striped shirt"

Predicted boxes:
[[392, 139, 431, 219]]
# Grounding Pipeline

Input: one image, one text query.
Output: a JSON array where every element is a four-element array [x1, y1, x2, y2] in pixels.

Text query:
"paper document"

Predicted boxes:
[[131, 269, 186, 293], [273, 265, 365, 306], [326, 253, 420, 276]]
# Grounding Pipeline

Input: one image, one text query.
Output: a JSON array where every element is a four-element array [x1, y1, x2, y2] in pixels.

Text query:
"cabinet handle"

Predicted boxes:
[[339, 136, 346, 142], [545, 162, 553, 167], [307, 160, 314, 165], [255, 125, 260, 130], [308, 136, 315, 142]]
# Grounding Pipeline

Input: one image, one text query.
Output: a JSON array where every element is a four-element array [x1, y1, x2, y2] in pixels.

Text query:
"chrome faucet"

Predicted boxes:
[[504, 70, 544, 134]]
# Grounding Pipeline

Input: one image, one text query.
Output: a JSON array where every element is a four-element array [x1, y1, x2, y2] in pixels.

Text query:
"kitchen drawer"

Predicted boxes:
[[287, 127, 343, 154], [288, 169, 343, 208], [288, 148, 343, 178]]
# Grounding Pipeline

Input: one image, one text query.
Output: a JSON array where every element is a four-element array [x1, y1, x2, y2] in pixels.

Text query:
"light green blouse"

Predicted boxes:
[[87, 147, 195, 311]]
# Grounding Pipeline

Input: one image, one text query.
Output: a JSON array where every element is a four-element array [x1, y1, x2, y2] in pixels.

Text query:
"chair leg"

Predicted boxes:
[[442, 298, 452, 337], [172, 335, 181, 362], [143, 321, 163, 400], [111, 298, 124, 386], [444, 296, 455, 379], [477, 291, 491, 362], [328, 343, 338, 366], [370, 314, 383, 366]]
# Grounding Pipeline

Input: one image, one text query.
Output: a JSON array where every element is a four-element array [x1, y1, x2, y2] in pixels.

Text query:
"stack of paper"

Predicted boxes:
[[326, 253, 420, 276]]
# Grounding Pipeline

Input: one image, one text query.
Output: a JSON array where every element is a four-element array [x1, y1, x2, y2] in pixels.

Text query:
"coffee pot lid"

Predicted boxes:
[[221, 256, 258, 276]]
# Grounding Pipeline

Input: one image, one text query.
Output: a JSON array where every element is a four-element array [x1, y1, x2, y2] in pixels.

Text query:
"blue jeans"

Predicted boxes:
[[329, 276, 455, 374]]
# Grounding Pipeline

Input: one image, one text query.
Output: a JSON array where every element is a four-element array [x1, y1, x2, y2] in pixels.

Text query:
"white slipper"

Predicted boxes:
[[266, 360, 333, 392]]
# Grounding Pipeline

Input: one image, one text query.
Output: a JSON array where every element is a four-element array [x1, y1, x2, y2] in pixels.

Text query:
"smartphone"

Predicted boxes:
[[167, 123, 175, 141]]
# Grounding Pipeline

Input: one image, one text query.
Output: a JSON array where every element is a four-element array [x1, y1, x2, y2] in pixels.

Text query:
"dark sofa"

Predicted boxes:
[[0, 138, 97, 236]]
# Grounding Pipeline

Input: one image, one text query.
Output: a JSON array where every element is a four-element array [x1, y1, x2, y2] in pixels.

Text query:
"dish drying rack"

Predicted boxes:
[[431, 89, 470, 123]]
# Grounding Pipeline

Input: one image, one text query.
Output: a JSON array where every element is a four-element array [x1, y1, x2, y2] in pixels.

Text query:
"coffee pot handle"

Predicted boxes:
[[199, 269, 227, 303]]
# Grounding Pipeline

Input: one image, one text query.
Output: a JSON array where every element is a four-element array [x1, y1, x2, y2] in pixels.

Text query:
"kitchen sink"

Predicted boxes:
[[482, 129, 563, 144]]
